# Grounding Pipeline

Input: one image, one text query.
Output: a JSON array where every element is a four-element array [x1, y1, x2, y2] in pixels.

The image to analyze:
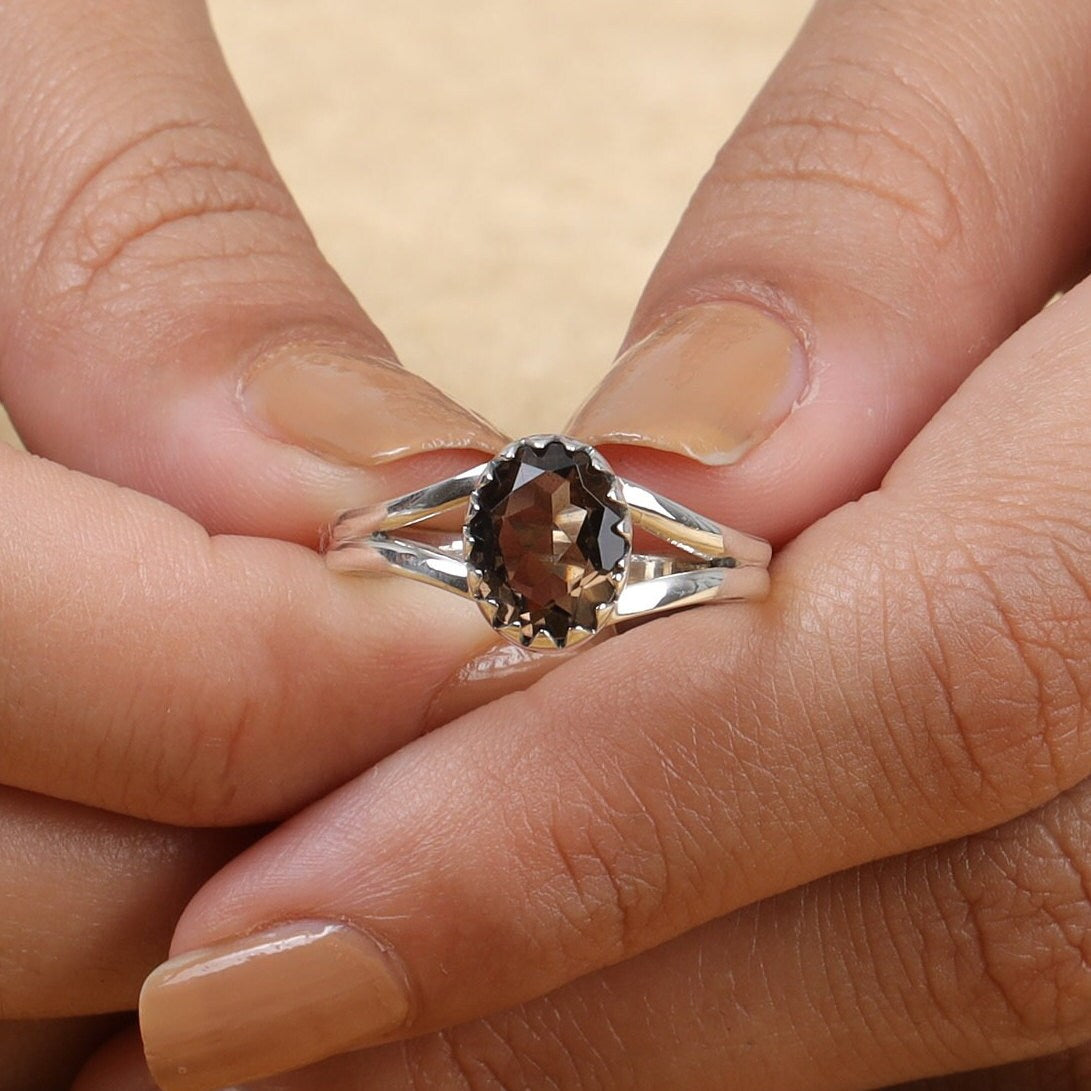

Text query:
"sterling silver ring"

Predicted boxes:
[[324, 434, 772, 651]]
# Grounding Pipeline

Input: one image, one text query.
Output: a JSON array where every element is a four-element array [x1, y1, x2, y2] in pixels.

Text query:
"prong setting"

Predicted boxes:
[[463, 435, 632, 650]]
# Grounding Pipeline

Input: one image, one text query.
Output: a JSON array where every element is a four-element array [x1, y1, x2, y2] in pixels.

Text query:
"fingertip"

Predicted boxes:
[[570, 301, 808, 467], [166, 371, 500, 545], [567, 297, 877, 547]]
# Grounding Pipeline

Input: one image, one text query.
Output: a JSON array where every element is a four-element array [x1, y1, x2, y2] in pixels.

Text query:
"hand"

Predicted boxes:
[[0, 0, 525, 1083], [72, 1, 1091, 1088], [0, 790, 253, 1091]]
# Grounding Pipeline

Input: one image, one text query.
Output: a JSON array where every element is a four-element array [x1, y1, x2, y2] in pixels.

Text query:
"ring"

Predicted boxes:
[[324, 434, 772, 650]]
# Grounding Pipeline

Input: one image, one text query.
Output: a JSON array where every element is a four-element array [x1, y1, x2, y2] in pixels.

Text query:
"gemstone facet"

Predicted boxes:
[[464, 436, 630, 648]]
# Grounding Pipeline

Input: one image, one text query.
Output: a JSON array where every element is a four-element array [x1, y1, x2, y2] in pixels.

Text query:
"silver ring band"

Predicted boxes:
[[325, 434, 771, 650]]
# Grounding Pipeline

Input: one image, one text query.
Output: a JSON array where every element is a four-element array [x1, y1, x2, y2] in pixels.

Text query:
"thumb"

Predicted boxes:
[[569, 0, 1091, 545], [0, 0, 503, 542]]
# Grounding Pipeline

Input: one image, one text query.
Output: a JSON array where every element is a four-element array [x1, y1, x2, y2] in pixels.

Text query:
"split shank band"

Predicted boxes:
[[325, 435, 772, 650]]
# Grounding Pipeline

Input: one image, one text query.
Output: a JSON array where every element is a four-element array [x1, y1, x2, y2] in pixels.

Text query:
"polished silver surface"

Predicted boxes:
[[325, 435, 771, 649]]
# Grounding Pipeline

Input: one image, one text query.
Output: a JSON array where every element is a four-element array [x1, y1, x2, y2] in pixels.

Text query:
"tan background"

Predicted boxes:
[[0, 0, 811, 449]]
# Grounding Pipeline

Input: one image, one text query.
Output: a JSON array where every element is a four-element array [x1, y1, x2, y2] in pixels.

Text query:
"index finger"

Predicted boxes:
[[0, 444, 493, 824]]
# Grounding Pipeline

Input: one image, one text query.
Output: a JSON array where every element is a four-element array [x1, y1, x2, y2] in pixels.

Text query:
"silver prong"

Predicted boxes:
[[594, 600, 617, 629], [529, 629, 560, 651], [562, 626, 596, 649]]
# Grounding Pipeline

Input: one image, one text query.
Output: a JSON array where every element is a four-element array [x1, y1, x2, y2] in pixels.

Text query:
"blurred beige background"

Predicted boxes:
[[0, 0, 811, 449]]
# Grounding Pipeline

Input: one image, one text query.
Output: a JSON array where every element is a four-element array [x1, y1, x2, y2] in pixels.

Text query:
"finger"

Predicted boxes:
[[231, 780, 1091, 1091], [0, 787, 249, 1019], [85, 786, 1091, 1091], [0, 445, 496, 822], [0, 0, 503, 543], [570, 0, 1091, 543], [72, 797, 1091, 1091], [135, 267, 1089, 1086], [0, 1015, 127, 1091]]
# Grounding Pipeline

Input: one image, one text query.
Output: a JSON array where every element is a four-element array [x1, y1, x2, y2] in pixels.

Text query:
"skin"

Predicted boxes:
[[0, 0, 1087, 1087]]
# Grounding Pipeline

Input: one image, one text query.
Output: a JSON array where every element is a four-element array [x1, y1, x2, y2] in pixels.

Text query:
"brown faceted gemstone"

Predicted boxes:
[[466, 438, 629, 647]]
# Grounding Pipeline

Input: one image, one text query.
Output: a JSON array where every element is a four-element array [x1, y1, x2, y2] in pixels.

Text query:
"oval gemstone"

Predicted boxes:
[[465, 437, 630, 648]]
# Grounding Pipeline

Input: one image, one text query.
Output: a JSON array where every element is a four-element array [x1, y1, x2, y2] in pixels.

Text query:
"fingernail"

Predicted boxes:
[[569, 301, 807, 465], [140, 921, 410, 1091], [240, 346, 505, 465]]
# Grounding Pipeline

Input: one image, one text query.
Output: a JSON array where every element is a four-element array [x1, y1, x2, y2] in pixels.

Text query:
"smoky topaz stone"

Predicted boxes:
[[465, 437, 630, 648]]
